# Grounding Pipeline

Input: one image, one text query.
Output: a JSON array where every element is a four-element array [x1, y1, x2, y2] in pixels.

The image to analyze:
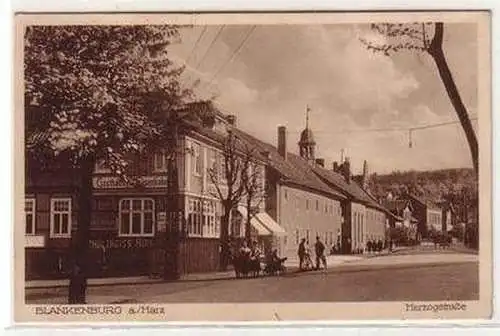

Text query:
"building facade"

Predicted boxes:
[[234, 124, 346, 260], [24, 113, 271, 280], [403, 194, 442, 238]]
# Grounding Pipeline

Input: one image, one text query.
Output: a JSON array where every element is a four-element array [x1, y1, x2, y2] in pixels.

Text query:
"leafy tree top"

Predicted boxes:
[[25, 25, 212, 175]]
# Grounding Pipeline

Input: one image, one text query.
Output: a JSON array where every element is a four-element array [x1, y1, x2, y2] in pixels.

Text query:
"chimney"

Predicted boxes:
[[362, 160, 368, 188], [343, 157, 351, 183], [277, 126, 287, 160], [332, 161, 339, 172], [315, 158, 325, 167], [226, 115, 237, 126]]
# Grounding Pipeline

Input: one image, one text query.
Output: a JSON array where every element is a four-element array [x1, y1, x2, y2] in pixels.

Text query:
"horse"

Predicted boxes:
[[231, 249, 261, 278]]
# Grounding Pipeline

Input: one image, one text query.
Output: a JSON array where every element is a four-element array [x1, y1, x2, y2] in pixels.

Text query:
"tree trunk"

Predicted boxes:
[[219, 209, 231, 271], [245, 196, 252, 242], [68, 155, 95, 304], [429, 22, 479, 175], [164, 120, 181, 280]]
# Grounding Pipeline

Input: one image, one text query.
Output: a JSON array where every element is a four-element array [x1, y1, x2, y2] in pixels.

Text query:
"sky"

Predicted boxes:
[[167, 23, 478, 175]]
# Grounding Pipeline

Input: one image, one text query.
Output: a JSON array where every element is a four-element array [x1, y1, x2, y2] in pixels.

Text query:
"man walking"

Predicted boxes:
[[298, 238, 306, 271], [314, 236, 327, 271]]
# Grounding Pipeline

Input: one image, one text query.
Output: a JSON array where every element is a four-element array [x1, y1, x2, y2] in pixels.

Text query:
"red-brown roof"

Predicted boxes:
[[232, 128, 346, 200]]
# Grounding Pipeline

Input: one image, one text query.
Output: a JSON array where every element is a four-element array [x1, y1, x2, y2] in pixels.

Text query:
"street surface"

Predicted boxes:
[[26, 251, 479, 304]]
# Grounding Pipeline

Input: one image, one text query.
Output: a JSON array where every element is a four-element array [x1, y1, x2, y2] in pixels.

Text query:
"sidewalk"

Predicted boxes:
[[26, 270, 243, 290], [26, 247, 476, 290]]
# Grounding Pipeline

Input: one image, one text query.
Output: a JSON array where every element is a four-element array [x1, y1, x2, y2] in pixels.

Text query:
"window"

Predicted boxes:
[[218, 153, 226, 182], [316, 200, 319, 211], [187, 198, 220, 238], [295, 229, 299, 244], [119, 199, 154, 236], [305, 229, 310, 243], [25, 198, 35, 235], [192, 143, 203, 176], [50, 198, 71, 238], [306, 199, 309, 210], [208, 149, 218, 180], [153, 151, 168, 172], [284, 190, 288, 200], [325, 204, 328, 213]]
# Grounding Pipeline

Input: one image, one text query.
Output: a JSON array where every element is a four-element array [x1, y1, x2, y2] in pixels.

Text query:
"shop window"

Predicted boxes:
[[119, 198, 155, 237], [25, 198, 35, 235], [50, 198, 72, 238], [153, 151, 168, 172]]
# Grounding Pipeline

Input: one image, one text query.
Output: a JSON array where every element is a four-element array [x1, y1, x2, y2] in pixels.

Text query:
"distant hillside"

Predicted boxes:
[[366, 168, 478, 203]]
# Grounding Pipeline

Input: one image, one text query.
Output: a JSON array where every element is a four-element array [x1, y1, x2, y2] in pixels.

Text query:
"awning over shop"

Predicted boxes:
[[254, 212, 287, 236], [237, 205, 271, 236], [250, 216, 272, 236]]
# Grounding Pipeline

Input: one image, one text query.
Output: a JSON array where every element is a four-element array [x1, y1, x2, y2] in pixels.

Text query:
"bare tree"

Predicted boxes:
[[240, 144, 267, 242], [360, 22, 478, 175], [207, 130, 248, 271]]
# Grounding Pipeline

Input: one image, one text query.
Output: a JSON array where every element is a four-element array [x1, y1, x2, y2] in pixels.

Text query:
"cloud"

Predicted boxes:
[[167, 24, 477, 173]]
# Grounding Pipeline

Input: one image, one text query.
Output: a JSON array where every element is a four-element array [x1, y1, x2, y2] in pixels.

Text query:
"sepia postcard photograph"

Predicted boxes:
[[13, 11, 492, 323]]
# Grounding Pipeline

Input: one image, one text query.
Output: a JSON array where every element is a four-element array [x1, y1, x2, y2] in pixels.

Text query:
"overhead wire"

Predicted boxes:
[[205, 25, 257, 90], [285, 117, 478, 135], [193, 25, 226, 71], [185, 26, 208, 64]]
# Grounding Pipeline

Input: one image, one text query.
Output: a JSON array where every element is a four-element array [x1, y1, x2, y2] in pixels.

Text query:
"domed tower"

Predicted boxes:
[[298, 106, 316, 161]]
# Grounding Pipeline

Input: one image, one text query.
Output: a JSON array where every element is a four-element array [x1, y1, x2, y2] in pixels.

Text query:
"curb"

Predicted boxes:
[[25, 260, 477, 291], [325, 260, 477, 274]]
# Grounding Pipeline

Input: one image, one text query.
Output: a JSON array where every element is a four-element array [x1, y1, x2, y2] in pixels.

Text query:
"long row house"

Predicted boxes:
[[24, 107, 402, 280]]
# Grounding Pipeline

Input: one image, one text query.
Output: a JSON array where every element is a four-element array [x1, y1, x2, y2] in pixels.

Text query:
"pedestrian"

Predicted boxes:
[[314, 236, 327, 271], [298, 238, 306, 271]]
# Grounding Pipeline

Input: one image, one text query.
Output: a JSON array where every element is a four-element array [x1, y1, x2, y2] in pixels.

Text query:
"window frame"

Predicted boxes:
[[50, 198, 72, 238], [25, 198, 36, 235], [192, 143, 203, 177], [186, 198, 220, 238], [153, 151, 168, 173], [118, 198, 155, 237]]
